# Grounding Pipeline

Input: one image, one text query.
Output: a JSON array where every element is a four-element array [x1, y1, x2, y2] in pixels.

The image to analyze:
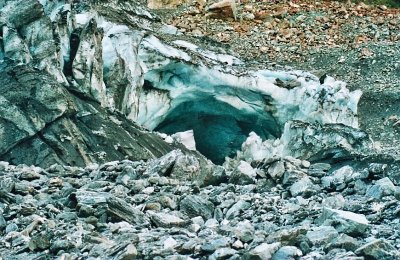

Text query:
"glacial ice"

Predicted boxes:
[[63, 10, 365, 164]]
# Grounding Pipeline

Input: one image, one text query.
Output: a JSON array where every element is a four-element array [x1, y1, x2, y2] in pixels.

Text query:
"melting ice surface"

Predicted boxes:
[[134, 38, 361, 164], [97, 19, 362, 164]]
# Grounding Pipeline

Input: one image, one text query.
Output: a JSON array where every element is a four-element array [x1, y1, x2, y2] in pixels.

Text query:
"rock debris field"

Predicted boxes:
[[162, 0, 400, 62], [1, 153, 400, 259], [1, 0, 400, 259]]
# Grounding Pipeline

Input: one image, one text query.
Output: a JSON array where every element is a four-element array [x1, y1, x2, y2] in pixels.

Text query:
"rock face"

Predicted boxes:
[[0, 0, 191, 168]]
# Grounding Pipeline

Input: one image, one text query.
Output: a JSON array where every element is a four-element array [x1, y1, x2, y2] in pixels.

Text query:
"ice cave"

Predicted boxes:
[[133, 46, 360, 164], [153, 87, 281, 164]]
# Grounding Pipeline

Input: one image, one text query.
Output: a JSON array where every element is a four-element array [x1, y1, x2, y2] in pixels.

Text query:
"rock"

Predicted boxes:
[[0, 0, 398, 259], [145, 150, 183, 177], [145, 150, 215, 187], [246, 242, 281, 260], [180, 195, 215, 219], [1, 0, 44, 28], [0, 0, 189, 168], [290, 177, 319, 197], [354, 179, 368, 195], [318, 208, 369, 236], [50, 239, 75, 253], [275, 78, 301, 90], [106, 196, 150, 226], [301, 160, 311, 168], [189, 223, 201, 233], [272, 246, 302, 260], [204, 218, 219, 229], [395, 188, 400, 200], [57, 212, 78, 222], [5, 223, 18, 233], [274, 122, 370, 162], [232, 240, 244, 249], [229, 161, 256, 185], [191, 216, 205, 226], [322, 166, 366, 191], [308, 163, 331, 177], [149, 212, 187, 228], [326, 234, 360, 251], [164, 237, 178, 249], [225, 200, 251, 220], [366, 177, 397, 199], [306, 226, 339, 246], [121, 244, 138, 260], [321, 194, 345, 209], [206, 0, 237, 20], [267, 160, 285, 179], [234, 220, 255, 243], [201, 237, 231, 253], [209, 247, 237, 260], [28, 234, 51, 251], [368, 163, 387, 178], [0, 214, 6, 230], [267, 226, 308, 245], [355, 239, 399, 259]]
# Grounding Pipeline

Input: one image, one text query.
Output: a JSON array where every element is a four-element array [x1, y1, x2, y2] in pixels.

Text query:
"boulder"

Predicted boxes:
[[355, 239, 399, 259], [290, 177, 320, 197], [180, 195, 215, 219], [306, 226, 338, 246], [272, 246, 302, 260], [245, 242, 281, 260], [149, 212, 187, 228], [318, 208, 369, 236], [229, 161, 256, 185], [366, 177, 397, 199], [206, 0, 237, 20], [267, 160, 285, 180], [233, 220, 255, 243]]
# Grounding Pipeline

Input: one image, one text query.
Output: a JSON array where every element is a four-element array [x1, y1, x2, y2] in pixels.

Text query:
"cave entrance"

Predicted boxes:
[[154, 95, 281, 164]]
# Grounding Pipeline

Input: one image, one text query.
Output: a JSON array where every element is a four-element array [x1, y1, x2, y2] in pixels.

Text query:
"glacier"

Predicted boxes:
[[0, 0, 367, 165]]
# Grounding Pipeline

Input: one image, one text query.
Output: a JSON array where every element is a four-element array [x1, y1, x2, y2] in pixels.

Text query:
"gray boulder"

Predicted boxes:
[[272, 246, 302, 260], [229, 161, 256, 185], [306, 226, 339, 246], [366, 177, 397, 199], [180, 195, 215, 219], [245, 242, 281, 260], [318, 208, 369, 236], [355, 239, 400, 259]]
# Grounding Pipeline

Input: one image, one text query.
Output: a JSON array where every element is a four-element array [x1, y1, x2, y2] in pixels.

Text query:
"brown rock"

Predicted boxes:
[[206, 0, 237, 20]]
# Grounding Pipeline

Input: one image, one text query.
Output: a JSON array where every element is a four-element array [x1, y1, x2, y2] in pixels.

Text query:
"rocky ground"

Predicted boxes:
[[1, 151, 400, 259], [1, 0, 400, 259]]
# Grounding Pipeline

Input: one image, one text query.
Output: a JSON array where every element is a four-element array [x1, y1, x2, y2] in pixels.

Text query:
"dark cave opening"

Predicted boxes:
[[154, 95, 281, 165]]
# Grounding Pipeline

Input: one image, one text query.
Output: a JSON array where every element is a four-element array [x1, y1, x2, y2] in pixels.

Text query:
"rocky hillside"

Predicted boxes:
[[0, 0, 400, 259]]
